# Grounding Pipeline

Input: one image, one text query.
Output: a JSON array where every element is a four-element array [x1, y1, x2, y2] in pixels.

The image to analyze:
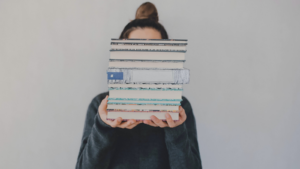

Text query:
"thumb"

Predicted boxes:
[[99, 95, 108, 113]]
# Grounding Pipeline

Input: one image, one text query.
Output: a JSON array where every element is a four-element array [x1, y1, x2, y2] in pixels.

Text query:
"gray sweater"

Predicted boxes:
[[75, 91, 202, 169]]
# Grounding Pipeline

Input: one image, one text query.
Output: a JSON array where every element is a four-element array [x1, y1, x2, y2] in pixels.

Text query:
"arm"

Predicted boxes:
[[75, 93, 119, 169], [163, 96, 202, 169]]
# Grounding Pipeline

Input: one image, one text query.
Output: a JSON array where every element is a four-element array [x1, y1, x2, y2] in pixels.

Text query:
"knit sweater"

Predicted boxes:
[[75, 91, 202, 169]]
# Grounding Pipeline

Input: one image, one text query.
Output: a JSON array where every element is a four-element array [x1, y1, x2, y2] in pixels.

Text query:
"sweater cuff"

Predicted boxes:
[[164, 122, 187, 142]]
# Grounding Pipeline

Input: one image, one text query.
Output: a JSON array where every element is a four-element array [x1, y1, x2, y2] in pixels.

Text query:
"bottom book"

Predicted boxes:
[[107, 110, 179, 121]]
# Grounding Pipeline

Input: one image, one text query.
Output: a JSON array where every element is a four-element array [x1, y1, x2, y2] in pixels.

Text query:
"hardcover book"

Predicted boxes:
[[110, 50, 185, 61], [107, 68, 190, 84]]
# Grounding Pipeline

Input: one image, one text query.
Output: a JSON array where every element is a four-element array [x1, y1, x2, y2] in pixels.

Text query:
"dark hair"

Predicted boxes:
[[119, 2, 168, 39]]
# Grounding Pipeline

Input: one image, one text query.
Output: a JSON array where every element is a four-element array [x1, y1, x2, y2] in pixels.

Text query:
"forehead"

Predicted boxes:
[[128, 27, 162, 39]]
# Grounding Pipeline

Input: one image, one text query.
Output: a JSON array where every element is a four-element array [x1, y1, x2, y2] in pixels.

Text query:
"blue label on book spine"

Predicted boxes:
[[107, 72, 123, 80]]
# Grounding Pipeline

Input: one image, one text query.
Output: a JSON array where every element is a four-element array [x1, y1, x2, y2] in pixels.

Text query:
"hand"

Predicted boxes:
[[143, 106, 187, 128], [98, 95, 142, 129]]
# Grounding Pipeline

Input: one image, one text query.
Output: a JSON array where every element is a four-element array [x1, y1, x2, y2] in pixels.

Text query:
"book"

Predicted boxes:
[[111, 45, 186, 51], [107, 68, 190, 84], [109, 90, 182, 100], [107, 111, 179, 121], [108, 87, 183, 90], [110, 51, 185, 60], [107, 100, 181, 105], [108, 98, 182, 101], [108, 84, 183, 88], [111, 43, 186, 50], [107, 104, 179, 111], [111, 38, 187, 44], [108, 60, 184, 69]]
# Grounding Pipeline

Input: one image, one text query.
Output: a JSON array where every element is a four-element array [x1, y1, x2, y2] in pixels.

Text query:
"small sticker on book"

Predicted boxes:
[[107, 72, 123, 80]]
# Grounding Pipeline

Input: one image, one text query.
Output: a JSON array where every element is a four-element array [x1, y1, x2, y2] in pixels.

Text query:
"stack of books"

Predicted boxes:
[[106, 38, 189, 121]]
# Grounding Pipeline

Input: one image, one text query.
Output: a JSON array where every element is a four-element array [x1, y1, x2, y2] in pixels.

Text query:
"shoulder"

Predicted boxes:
[[181, 96, 190, 105], [84, 91, 109, 123], [181, 96, 193, 112], [89, 91, 109, 107], [86, 91, 109, 117], [81, 91, 109, 133]]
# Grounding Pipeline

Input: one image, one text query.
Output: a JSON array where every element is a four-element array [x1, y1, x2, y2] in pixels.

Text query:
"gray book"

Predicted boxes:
[[107, 68, 190, 84]]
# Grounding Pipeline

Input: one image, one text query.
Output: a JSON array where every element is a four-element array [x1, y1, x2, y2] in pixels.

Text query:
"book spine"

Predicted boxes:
[[106, 111, 179, 121], [108, 87, 183, 91], [108, 84, 183, 88], [111, 42, 187, 46], [106, 119, 177, 122], [107, 68, 190, 84], [107, 102, 181, 106], [109, 59, 185, 62], [107, 109, 179, 113], [108, 98, 182, 101], [110, 49, 186, 52], [111, 38, 188, 41]]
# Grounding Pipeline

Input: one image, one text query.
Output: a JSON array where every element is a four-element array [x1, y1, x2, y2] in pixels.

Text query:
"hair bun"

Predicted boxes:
[[135, 2, 159, 22]]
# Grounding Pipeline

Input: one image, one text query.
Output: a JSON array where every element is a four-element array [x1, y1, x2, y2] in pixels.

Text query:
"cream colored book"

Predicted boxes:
[[109, 90, 182, 100], [107, 100, 180, 105], [111, 38, 187, 44], [110, 51, 185, 60], [107, 104, 179, 111], [108, 84, 183, 88], [108, 60, 184, 69], [107, 111, 179, 120], [111, 45, 186, 51]]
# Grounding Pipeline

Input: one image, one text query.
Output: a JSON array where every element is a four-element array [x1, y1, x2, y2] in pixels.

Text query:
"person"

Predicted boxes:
[[75, 2, 202, 169]]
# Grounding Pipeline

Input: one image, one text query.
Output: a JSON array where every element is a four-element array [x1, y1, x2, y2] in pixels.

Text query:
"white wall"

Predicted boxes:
[[1, 0, 299, 168]]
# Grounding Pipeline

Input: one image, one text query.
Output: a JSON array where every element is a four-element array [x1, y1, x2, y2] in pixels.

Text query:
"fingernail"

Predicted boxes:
[[165, 113, 171, 118]]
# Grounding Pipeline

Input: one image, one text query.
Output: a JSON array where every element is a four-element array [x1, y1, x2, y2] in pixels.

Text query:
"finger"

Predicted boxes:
[[126, 121, 143, 129], [118, 119, 136, 128], [109, 117, 122, 128], [175, 106, 187, 125], [179, 106, 182, 111], [99, 95, 109, 113], [143, 120, 158, 127], [151, 115, 168, 128], [179, 106, 187, 121], [165, 113, 176, 128]]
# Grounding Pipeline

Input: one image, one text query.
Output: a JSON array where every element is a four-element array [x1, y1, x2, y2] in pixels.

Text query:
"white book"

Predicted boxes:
[[108, 84, 183, 88], [109, 90, 182, 100], [111, 45, 186, 51], [108, 100, 180, 105], [111, 39, 187, 44], [110, 51, 185, 60], [108, 61, 183, 69], [107, 111, 179, 120], [107, 104, 179, 110]]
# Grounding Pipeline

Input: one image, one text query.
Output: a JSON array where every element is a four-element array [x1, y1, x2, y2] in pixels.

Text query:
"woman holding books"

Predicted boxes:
[[76, 2, 202, 169]]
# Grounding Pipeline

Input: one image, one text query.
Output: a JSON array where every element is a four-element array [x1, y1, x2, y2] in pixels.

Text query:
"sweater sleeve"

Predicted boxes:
[[75, 92, 119, 169], [164, 96, 202, 169]]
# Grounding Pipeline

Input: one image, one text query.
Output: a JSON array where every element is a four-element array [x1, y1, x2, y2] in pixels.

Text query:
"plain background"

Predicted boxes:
[[1, 0, 300, 168]]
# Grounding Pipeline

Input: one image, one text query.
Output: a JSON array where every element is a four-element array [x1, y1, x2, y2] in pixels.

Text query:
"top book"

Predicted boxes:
[[111, 38, 188, 52], [111, 38, 188, 44]]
